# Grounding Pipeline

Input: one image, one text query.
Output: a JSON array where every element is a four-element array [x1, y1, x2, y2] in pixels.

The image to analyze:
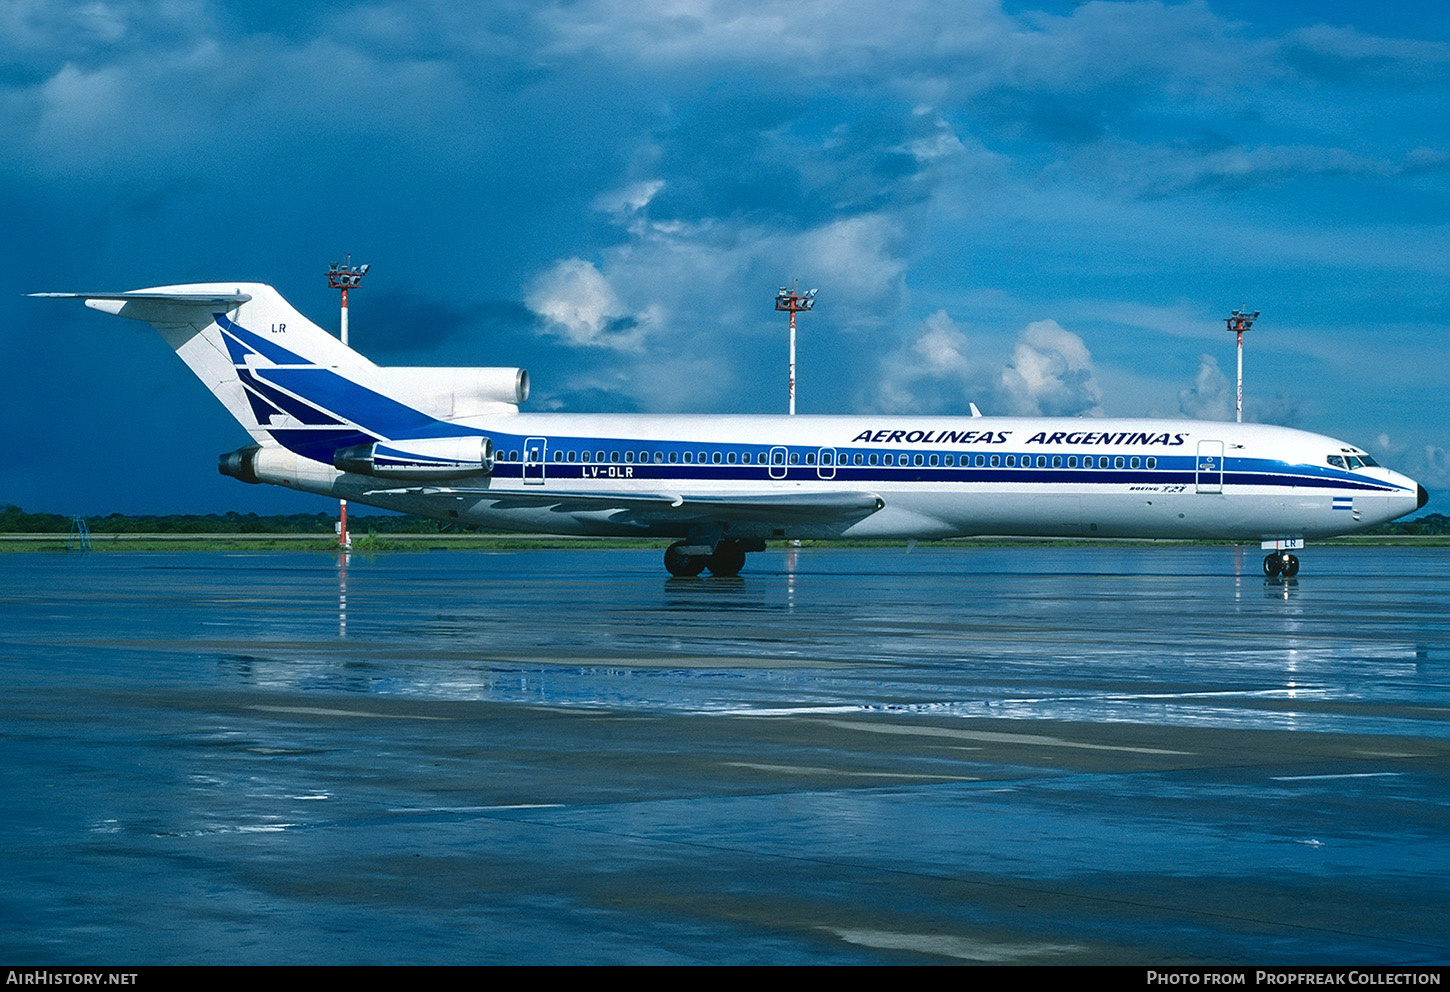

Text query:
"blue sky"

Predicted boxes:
[[3, 0, 1447, 514]]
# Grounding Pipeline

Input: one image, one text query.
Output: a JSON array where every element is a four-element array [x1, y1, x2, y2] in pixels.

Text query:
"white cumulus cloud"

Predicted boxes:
[[526, 258, 655, 351], [1178, 354, 1232, 421], [998, 320, 1102, 417]]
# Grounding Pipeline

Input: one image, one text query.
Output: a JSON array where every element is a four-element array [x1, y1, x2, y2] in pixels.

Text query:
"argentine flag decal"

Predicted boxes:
[[1333, 496, 1354, 511]]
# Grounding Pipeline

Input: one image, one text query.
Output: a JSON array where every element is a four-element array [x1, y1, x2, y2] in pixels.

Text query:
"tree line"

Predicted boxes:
[[0, 505, 455, 534]]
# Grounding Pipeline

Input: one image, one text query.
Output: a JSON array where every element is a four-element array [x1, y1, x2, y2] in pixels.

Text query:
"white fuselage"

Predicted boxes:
[[251, 413, 1424, 544]]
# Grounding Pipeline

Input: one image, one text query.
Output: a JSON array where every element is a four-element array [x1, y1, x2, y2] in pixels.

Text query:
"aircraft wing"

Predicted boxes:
[[363, 486, 885, 525]]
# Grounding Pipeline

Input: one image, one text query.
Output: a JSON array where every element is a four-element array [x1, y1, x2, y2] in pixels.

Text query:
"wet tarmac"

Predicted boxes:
[[1, 546, 1447, 964]]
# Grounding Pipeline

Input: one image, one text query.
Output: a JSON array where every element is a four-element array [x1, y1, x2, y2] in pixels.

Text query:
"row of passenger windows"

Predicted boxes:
[[503, 448, 1159, 470]]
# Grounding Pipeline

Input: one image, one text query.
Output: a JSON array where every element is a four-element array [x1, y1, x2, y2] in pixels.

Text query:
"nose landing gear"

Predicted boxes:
[[1263, 551, 1300, 578]]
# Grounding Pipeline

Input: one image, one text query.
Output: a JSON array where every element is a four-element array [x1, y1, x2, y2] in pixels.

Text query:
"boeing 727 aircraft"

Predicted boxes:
[[36, 283, 1427, 577]]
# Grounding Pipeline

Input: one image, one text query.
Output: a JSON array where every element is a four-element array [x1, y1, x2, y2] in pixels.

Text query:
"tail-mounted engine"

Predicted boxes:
[[333, 435, 495, 480], [218, 444, 262, 484]]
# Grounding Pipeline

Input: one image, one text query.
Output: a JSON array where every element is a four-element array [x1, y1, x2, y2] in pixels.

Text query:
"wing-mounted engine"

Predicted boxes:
[[334, 435, 495, 479]]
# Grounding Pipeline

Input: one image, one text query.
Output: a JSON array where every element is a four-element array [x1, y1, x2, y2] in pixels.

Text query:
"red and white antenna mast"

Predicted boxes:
[[1225, 307, 1258, 423], [328, 257, 369, 549], [774, 282, 816, 415]]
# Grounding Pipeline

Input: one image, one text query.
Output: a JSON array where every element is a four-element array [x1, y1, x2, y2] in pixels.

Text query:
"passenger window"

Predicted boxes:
[[1147, 457, 1156, 469], [1052, 456, 1062, 468], [976, 455, 985, 467], [789, 453, 799, 465], [929, 454, 938, 467], [1114, 456, 1125, 469], [1005, 455, 1015, 467], [713, 452, 722, 464], [990, 455, 1000, 467], [1068, 456, 1077, 468], [683, 452, 693, 463], [914, 454, 924, 466], [579, 450, 589, 462], [668, 452, 678, 463], [868, 454, 879, 466]]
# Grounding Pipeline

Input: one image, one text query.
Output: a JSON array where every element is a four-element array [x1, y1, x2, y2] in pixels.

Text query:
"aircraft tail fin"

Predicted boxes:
[[34, 283, 528, 466]]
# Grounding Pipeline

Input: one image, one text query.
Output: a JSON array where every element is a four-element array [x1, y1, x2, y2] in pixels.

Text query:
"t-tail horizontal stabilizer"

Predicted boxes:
[[30, 291, 252, 309]]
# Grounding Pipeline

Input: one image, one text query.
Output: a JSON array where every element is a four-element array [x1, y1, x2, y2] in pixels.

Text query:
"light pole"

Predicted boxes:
[[774, 284, 816, 415], [1225, 307, 1258, 423], [328, 258, 369, 548]]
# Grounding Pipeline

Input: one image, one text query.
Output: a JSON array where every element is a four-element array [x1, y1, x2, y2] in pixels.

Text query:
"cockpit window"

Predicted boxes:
[[1345, 455, 1364, 470], [1358, 454, 1379, 467], [1327, 455, 1347, 470]]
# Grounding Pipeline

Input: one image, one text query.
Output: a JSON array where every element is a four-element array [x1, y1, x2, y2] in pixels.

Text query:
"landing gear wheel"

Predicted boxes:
[[706, 539, 746, 577], [1263, 552, 1299, 578], [664, 542, 706, 577]]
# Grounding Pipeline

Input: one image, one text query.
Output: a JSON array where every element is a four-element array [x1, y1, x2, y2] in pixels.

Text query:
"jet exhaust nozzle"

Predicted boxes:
[[218, 445, 262, 484]]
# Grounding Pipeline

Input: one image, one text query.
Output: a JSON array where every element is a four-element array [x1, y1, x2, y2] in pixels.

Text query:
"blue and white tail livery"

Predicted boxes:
[[37, 282, 1427, 576]]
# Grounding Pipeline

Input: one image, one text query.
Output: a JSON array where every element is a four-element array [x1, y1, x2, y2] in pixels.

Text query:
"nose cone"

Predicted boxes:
[[1419, 484, 1430, 510]]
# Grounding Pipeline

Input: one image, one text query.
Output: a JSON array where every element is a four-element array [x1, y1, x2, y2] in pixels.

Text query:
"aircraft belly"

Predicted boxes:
[[268, 466, 1412, 546]]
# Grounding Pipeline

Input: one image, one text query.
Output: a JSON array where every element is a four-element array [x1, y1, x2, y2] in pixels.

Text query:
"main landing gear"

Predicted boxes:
[[1262, 551, 1300, 578], [665, 539, 749, 577]]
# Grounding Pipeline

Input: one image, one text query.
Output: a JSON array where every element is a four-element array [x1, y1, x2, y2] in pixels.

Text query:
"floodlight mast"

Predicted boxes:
[[327, 257, 369, 548], [327, 257, 370, 347], [1225, 307, 1259, 423], [775, 283, 817, 415]]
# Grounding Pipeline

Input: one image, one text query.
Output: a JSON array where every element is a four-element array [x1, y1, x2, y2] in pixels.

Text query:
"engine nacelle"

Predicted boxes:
[[333, 435, 495, 480], [368, 367, 529, 418], [218, 444, 262, 484]]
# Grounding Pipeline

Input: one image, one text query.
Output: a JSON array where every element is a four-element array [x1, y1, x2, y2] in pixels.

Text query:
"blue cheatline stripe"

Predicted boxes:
[[467, 435, 1409, 494], [476, 461, 1402, 494]]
